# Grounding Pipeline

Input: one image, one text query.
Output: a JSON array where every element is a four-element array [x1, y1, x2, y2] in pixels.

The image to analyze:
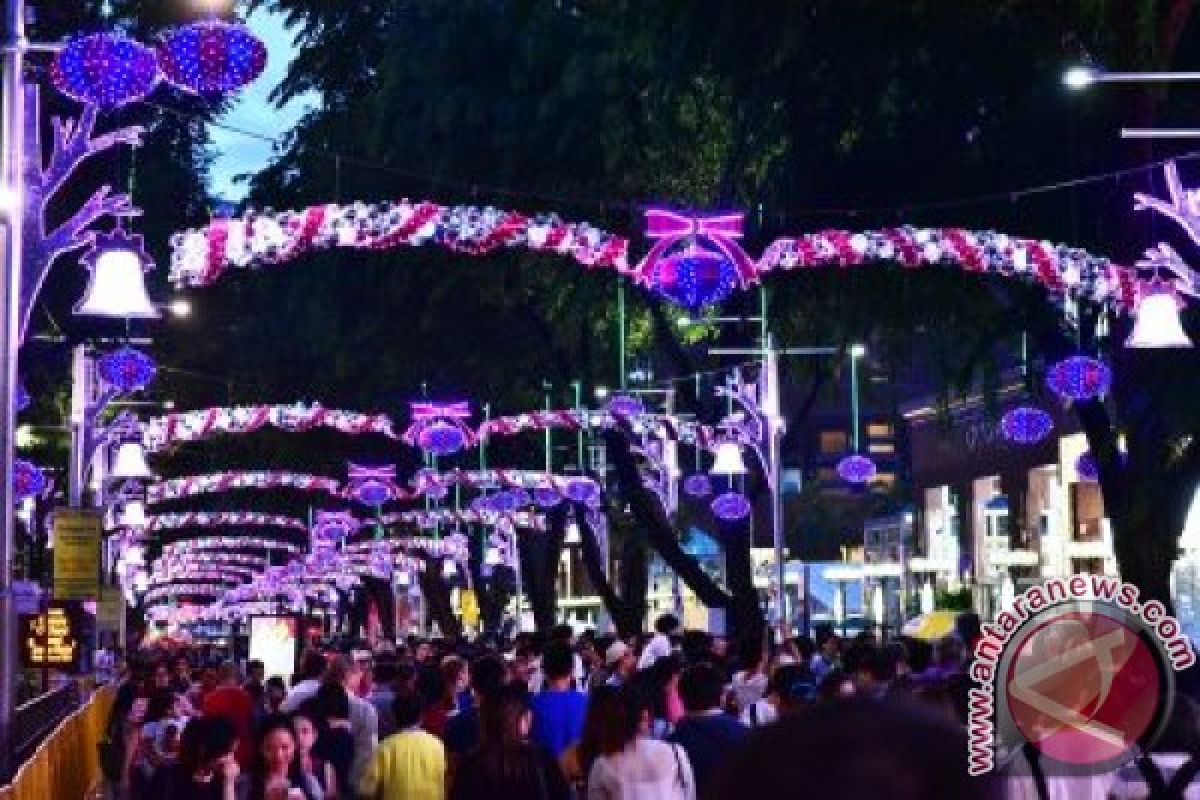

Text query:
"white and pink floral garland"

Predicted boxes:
[[142, 511, 309, 533], [147, 470, 345, 503], [143, 403, 399, 453]]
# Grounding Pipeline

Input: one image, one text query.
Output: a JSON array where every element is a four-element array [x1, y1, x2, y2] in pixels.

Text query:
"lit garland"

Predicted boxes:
[[156, 20, 267, 94], [1046, 356, 1112, 402], [711, 491, 752, 521], [412, 468, 600, 506], [161, 537, 303, 555], [478, 409, 714, 447], [169, 202, 629, 288], [999, 406, 1054, 445], [836, 454, 878, 485], [13, 459, 45, 501], [147, 470, 344, 504], [97, 346, 157, 393], [379, 508, 547, 531], [50, 32, 160, 108], [343, 535, 468, 559], [144, 403, 400, 452], [142, 512, 308, 533]]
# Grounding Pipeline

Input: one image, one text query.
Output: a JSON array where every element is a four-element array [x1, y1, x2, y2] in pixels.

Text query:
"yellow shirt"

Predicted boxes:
[[357, 728, 446, 800]]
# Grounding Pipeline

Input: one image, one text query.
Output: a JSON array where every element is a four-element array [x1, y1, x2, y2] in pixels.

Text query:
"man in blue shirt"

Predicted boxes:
[[669, 662, 748, 795], [530, 641, 588, 757]]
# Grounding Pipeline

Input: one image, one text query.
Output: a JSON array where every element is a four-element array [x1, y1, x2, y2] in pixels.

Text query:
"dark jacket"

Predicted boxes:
[[667, 712, 748, 793]]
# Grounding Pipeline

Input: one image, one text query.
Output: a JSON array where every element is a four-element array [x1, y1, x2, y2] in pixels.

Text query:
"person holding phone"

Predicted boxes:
[[242, 714, 320, 800]]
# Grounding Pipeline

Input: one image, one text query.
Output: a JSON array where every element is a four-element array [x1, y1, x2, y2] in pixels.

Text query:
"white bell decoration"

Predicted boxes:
[[564, 522, 582, 545], [74, 231, 161, 319], [118, 499, 148, 529], [442, 559, 458, 578], [110, 440, 154, 480], [1126, 287, 1193, 348], [395, 569, 412, 587], [132, 568, 149, 594], [709, 440, 748, 476], [484, 547, 504, 566]]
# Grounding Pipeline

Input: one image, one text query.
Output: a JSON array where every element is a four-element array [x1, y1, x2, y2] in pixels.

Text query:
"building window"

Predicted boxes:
[[816, 468, 838, 484], [820, 431, 848, 455], [872, 472, 896, 488], [866, 422, 893, 438], [868, 441, 895, 455]]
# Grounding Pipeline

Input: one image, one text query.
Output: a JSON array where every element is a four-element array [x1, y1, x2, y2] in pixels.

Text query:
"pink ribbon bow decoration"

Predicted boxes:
[[404, 401, 476, 455], [635, 210, 759, 296]]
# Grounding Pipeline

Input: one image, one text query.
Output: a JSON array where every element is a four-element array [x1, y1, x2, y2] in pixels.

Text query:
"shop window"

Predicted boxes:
[[868, 441, 895, 455], [819, 430, 848, 455], [866, 422, 893, 438]]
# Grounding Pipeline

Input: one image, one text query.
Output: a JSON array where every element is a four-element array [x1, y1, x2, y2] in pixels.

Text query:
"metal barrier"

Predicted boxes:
[[4, 684, 83, 783], [0, 685, 113, 800]]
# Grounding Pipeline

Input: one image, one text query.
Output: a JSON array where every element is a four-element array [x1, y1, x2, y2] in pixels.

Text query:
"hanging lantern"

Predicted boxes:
[[98, 346, 157, 393], [709, 441, 747, 476], [75, 231, 160, 319], [110, 439, 154, 480], [1076, 451, 1099, 482], [711, 491, 751, 521], [1000, 406, 1054, 445], [682, 473, 714, 498], [1126, 286, 1193, 348], [417, 421, 468, 456], [156, 20, 267, 94], [651, 246, 739, 310], [607, 394, 645, 417], [1046, 356, 1111, 402], [13, 459, 45, 501], [51, 31, 160, 108], [836, 454, 877, 485]]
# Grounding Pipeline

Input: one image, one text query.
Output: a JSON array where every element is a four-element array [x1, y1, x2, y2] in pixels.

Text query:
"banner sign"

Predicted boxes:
[[19, 605, 80, 669], [53, 509, 101, 600]]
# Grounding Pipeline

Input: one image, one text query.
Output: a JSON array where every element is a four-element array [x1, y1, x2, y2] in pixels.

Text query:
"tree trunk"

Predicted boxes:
[[418, 556, 462, 639], [720, 518, 766, 641], [519, 506, 569, 630], [575, 507, 646, 638]]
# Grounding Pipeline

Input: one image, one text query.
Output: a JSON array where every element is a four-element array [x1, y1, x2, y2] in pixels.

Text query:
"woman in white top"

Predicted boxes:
[[587, 683, 695, 800], [729, 640, 769, 715]]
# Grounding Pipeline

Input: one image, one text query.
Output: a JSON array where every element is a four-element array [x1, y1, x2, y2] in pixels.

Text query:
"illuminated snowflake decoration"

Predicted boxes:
[[97, 346, 157, 393], [1000, 406, 1054, 445], [836, 454, 877, 485], [711, 491, 751, 521], [1046, 356, 1111, 402]]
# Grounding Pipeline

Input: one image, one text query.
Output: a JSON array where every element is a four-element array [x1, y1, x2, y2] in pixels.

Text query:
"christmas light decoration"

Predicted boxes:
[[144, 404, 400, 452], [836, 454, 877, 484], [711, 491, 752, 521], [311, 511, 361, 543], [563, 477, 601, 507], [533, 487, 562, 508], [169, 202, 629, 288], [1000, 406, 1054, 445], [50, 32, 160, 108], [1126, 285, 1193, 348], [97, 346, 157, 393], [1076, 451, 1100, 482], [682, 474, 714, 498], [156, 20, 267, 94], [347, 463, 397, 507], [75, 230, 160, 319], [147, 471, 344, 504], [650, 246, 739, 310], [635, 210, 756, 310], [142, 511, 308, 534], [1046, 356, 1111, 402], [110, 439, 154, 481], [606, 394, 645, 417], [13, 459, 45, 501], [404, 402, 474, 456]]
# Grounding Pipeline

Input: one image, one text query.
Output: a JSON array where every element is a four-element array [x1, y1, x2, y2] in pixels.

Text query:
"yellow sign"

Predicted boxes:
[[459, 589, 480, 627], [20, 606, 79, 668], [53, 508, 101, 600], [97, 587, 124, 630]]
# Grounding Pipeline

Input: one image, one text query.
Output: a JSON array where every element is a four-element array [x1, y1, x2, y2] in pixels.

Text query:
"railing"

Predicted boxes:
[[6, 683, 83, 778], [0, 685, 113, 800]]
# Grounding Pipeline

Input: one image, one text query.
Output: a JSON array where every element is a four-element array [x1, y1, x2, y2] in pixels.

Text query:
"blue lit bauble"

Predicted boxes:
[[607, 394, 644, 417], [15, 381, 29, 413], [1046, 356, 1111, 402], [13, 459, 45, 501], [1076, 451, 1099, 482], [98, 346, 157, 393], [417, 421, 468, 456], [424, 482, 450, 501], [650, 246, 738, 310], [564, 478, 600, 507], [51, 32, 160, 108], [352, 480, 392, 508], [157, 20, 267, 94], [1000, 406, 1054, 445], [488, 491, 521, 513], [836, 454, 877, 485], [533, 487, 562, 508], [470, 495, 492, 512], [682, 474, 714, 498], [711, 491, 751, 521]]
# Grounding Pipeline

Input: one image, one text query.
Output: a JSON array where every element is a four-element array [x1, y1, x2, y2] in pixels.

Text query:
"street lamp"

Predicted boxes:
[[1063, 65, 1200, 89], [1062, 65, 1099, 89], [709, 440, 748, 476], [168, 298, 192, 318]]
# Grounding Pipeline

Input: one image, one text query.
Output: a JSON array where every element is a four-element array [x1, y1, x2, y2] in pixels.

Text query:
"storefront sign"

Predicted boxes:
[[19, 605, 79, 669], [53, 509, 101, 600]]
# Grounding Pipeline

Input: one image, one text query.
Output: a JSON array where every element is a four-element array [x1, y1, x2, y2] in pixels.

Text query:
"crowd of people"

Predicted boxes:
[[106, 612, 1149, 799]]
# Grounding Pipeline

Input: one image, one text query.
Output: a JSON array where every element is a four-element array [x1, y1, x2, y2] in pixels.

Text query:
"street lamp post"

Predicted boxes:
[[0, 0, 25, 769]]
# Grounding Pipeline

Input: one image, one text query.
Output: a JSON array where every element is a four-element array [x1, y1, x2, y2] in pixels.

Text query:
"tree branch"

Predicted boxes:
[[43, 108, 143, 200], [43, 186, 140, 258]]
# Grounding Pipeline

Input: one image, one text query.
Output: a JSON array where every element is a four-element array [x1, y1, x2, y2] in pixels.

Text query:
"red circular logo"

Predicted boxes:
[[1004, 608, 1168, 769]]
